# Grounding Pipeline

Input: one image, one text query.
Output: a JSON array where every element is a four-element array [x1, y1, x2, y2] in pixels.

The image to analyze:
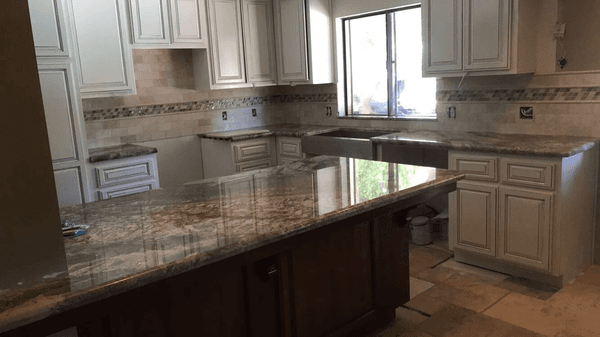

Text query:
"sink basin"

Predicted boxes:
[[301, 130, 394, 160], [315, 130, 393, 140]]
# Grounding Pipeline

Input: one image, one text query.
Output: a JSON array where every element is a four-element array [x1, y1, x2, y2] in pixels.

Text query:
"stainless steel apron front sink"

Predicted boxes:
[[301, 130, 394, 160]]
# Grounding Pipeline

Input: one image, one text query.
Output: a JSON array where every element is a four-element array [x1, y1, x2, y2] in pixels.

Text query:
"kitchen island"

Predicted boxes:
[[0, 156, 463, 337]]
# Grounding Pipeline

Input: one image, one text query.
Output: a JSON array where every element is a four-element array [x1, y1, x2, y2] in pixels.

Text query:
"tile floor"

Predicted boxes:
[[369, 241, 600, 337]]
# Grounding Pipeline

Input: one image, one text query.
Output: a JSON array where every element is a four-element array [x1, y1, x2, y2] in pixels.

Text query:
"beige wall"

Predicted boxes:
[[0, 0, 67, 288], [556, 0, 600, 72]]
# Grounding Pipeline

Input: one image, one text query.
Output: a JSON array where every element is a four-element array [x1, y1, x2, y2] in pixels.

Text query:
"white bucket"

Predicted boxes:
[[411, 216, 432, 245]]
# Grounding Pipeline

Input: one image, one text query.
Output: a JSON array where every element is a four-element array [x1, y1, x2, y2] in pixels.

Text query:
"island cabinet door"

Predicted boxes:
[[289, 221, 374, 337]]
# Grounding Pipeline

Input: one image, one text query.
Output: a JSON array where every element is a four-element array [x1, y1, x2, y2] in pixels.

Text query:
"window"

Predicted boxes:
[[343, 5, 436, 118]]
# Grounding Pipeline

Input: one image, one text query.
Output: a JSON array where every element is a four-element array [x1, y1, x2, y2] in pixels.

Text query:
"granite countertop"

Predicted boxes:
[[200, 124, 341, 141], [88, 144, 158, 163], [371, 130, 600, 157], [0, 156, 463, 333]]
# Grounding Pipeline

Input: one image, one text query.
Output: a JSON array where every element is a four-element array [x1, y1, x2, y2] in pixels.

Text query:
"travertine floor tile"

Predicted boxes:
[[572, 265, 600, 288], [405, 294, 449, 315], [369, 307, 432, 337], [495, 276, 559, 301], [442, 313, 546, 337], [409, 246, 453, 277], [483, 290, 600, 337], [416, 259, 509, 285], [410, 277, 435, 299], [423, 282, 510, 312], [415, 304, 476, 337]]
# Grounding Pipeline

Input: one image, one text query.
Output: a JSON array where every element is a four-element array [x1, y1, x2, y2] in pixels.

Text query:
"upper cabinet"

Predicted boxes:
[[70, 0, 136, 98], [422, 0, 538, 77], [194, 0, 277, 89], [28, 0, 72, 57], [128, 0, 209, 48], [273, 0, 334, 85]]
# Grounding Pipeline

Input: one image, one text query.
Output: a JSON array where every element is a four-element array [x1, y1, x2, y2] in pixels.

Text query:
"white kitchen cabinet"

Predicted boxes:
[[449, 149, 598, 287], [422, 0, 538, 77], [194, 0, 277, 89], [276, 136, 304, 165], [201, 136, 277, 178], [38, 61, 93, 206], [272, 0, 334, 85], [128, 0, 208, 48], [70, 0, 136, 98], [28, 0, 71, 57], [89, 154, 160, 201]]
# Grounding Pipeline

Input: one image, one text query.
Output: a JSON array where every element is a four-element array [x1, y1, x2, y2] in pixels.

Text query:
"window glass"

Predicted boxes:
[[348, 14, 388, 115]]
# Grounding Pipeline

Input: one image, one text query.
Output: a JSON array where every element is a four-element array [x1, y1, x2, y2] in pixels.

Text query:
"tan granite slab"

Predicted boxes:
[[88, 144, 157, 163], [199, 124, 341, 141], [371, 130, 599, 157], [0, 156, 464, 333]]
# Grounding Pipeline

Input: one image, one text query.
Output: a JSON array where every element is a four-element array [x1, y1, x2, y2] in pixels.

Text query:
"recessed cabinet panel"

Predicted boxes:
[[129, 0, 170, 44], [274, 0, 309, 82], [498, 188, 551, 270], [501, 160, 554, 190], [236, 158, 272, 172], [278, 137, 302, 158], [455, 182, 496, 257], [170, 0, 207, 44], [208, 0, 246, 83], [450, 155, 497, 182], [38, 68, 78, 163], [72, 0, 136, 97], [28, 0, 70, 57], [464, 0, 510, 70], [233, 141, 271, 162], [243, 0, 277, 84], [422, 0, 462, 72], [54, 168, 84, 207]]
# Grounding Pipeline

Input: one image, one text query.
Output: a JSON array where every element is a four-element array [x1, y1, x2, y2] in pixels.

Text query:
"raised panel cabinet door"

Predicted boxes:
[[422, 0, 463, 74], [129, 0, 170, 44], [453, 182, 497, 257], [54, 168, 84, 207], [28, 0, 70, 57], [242, 0, 278, 85], [273, 0, 309, 82], [463, 0, 510, 70], [169, 0, 208, 45], [71, 0, 136, 97], [207, 0, 247, 84], [498, 187, 552, 270], [38, 65, 82, 165]]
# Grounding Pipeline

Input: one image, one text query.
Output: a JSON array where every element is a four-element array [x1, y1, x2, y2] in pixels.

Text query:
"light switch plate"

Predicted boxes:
[[222, 111, 227, 120]]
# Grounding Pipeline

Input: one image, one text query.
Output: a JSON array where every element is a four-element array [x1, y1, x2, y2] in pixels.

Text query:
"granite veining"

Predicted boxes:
[[0, 156, 463, 333], [88, 144, 158, 163], [200, 124, 342, 141], [371, 130, 600, 157]]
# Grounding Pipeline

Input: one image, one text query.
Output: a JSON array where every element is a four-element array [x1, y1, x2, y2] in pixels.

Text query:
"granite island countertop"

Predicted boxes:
[[0, 156, 464, 333], [88, 144, 158, 163], [200, 124, 342, 141], [371, 130, 600, 157]]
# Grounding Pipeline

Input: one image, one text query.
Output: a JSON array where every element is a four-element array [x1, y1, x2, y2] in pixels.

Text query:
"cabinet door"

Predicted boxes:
[[28, 0, 71, 57], [54, 168, 84, 207], [422, 0, 463, 74], [71, 0, 136, 97], [169, 0, 208, 46], [452, 182, 496, 257], [498, 187, 552, 270], [206, 0, 247, 85], [463, 0, 510, 70], [273, 0, 309, 82], [129, 0, 170, 44], [242, 0, 277, 85]]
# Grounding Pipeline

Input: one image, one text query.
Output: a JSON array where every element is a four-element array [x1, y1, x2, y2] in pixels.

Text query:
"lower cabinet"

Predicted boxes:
[[54, 167, 85, 207], [276, 136, 305, 165], [449, 149, 598, 286], [89, 154, 160, 201]]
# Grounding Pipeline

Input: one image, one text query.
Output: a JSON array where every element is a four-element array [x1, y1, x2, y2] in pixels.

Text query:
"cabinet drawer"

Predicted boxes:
[[450, 156, 497, 182], [98, 181, 158, 200], [233, 141, 271, 162], [501, 160, 554, 190], [236, 158, 272, 173], [95, 161, 155, 188], [278, 137, 302, 159]]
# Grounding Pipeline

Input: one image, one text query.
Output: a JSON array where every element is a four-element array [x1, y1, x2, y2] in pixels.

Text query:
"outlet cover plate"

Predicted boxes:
[[222, 111, 227, 120], [519, 107, 533, 119]]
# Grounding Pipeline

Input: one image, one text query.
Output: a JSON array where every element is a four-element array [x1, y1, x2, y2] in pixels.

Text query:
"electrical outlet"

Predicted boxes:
[[326, 106, 332, 117], [222, 111, 227, 121], [251, 108, 257, 117], [519, 107, 533, 119], [446, 106, 456, 119]]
